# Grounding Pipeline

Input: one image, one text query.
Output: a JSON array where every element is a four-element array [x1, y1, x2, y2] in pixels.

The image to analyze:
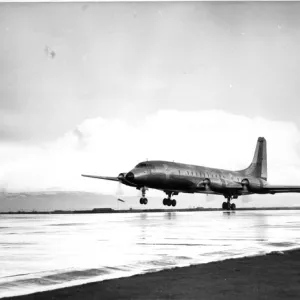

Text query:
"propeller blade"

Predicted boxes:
[[242, 195, 254, 203], [116, 181, 124, 196]]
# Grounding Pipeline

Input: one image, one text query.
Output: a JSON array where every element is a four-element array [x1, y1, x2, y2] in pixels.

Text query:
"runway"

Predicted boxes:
[[1, 210, 300, 298]]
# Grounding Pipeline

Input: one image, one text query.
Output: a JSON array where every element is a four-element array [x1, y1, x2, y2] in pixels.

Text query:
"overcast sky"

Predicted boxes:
[[1, 2, 300, 207]]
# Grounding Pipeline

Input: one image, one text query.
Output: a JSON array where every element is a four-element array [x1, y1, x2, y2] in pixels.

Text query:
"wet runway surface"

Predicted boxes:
[[1, 210, 300, 298]]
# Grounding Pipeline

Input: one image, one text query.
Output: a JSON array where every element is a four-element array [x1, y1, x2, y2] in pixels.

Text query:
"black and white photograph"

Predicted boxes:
[[1, 1, 300, 299]]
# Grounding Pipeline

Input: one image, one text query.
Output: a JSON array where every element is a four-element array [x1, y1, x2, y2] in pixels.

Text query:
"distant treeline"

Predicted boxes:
[[1, 207, 300, 214]]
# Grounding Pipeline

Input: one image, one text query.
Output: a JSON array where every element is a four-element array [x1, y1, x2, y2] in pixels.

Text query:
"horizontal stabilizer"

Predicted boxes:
[[262, 184, 300, 194]]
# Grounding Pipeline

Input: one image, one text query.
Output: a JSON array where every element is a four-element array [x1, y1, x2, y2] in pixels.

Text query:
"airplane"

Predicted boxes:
[[82, 137, 300, 210]]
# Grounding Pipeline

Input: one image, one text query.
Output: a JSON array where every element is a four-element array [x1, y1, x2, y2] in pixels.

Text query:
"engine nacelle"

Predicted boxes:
[[118, 173, 126, 182], [118, 172, 139, 187], [241, 178, 263, 192], [204, 178, 225, 192]]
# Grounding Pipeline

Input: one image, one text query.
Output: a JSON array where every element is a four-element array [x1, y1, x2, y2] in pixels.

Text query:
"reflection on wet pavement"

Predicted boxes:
[[1, 210, 300, 298]]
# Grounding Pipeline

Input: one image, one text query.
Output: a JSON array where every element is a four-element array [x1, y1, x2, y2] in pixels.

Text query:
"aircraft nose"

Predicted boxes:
[[126, 172, 134, 181]]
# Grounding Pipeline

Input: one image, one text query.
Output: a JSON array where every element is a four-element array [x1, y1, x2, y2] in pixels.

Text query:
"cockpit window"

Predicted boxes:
[[135, 162, 152, 168], [136, 163, 146, 168]]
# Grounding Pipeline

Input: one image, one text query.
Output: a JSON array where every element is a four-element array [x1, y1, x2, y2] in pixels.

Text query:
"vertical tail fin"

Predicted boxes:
[[241, 137, 267, 180]]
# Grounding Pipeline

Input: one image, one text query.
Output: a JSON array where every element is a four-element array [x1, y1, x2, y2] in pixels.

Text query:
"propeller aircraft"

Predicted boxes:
[[82, 137, 300, 210]]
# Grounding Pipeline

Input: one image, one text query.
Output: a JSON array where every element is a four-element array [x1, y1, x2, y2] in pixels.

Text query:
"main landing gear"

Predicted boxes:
[[222, 196, 236, 211], [139, 187, 148, 205], [163, 192, 177, 207]]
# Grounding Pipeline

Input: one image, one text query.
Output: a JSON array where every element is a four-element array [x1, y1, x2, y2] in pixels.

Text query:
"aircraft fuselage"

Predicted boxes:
[[125, 160, 266, 196]]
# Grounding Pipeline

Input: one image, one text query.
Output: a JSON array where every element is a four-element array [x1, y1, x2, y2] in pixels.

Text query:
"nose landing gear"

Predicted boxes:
[[139, 187, 148, 205]]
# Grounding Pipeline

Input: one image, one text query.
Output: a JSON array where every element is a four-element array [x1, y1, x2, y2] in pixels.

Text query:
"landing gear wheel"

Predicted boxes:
[[163, 192, 178, 207], [140, 198, 148, 205], [230, 203, 236, 210], [222, 202, 227, 210]]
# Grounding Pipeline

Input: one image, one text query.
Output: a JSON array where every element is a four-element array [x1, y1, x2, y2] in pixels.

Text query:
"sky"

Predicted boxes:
[[1, 2, 300, 207]]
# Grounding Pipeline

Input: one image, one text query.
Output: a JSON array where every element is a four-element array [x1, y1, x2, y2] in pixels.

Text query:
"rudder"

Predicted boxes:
[[242, 137, 267, 180]]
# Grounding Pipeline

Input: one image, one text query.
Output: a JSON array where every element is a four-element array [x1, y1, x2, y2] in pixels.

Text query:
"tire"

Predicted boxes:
[[140, 198, 144, 205], [222, 202, 227, 210], [167, 200, 172, 206], [230, 203, 236, 210], [163, 198, 167, 206], [171, 199, 176, 207], [144, 198, 148, 205]]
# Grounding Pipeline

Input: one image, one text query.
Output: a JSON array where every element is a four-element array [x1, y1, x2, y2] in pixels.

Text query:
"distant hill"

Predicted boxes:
[[0, 191, 171, 212], [1, 191, 299, 212], [0, 191, 123, 212]]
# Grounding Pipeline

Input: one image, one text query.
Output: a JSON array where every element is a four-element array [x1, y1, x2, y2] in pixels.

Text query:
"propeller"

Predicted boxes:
[[206, 194, 215, 202], [117, 173, 126, 182], [203, 178, 210, 190], [116, 181, 124, 196], [241, 195, 254, 204], [198, 178, 211, 192], [240, 179, 250, 193], [116, 172, 128, 196], [115, 173, 126, 209]]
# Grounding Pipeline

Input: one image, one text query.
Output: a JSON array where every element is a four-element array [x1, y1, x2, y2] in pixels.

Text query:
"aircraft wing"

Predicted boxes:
[[262, 185, 300, 194], [81, 174, 119, 182]]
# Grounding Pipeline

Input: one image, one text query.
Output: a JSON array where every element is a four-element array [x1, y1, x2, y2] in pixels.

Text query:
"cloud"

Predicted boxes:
[[2, 2, 300, 144], [1, 110, 300, 207]]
